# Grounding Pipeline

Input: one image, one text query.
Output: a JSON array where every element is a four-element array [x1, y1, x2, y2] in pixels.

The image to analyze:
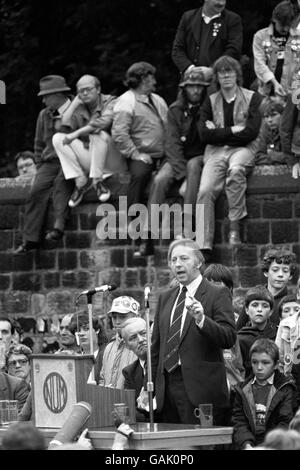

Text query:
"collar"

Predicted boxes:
[[251, 373, 275, 386], [179, 273, 203, 298], [223, 93, 236, 104], [58, 98, 71, 115], [139, 359, 146, 369], [202, 12, 221, 24]]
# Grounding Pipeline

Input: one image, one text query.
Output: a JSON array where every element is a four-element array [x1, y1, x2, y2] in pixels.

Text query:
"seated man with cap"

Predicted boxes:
[[14, 75, 74, 253], [52, 74, 126, 208], [99, 296, 140, 388], [134, 69, 208, 257]]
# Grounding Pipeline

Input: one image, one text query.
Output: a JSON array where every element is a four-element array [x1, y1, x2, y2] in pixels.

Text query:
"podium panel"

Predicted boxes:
[[31, 354, 136, 429]]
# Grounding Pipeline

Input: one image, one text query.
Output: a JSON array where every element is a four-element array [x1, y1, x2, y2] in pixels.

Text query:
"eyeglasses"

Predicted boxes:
[[77, 86, 96, 95], [218, 69, 236, 77], [8, 359, 29, 367]]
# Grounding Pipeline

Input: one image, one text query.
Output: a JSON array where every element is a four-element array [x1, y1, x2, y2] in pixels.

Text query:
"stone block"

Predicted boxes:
[[238, 267, 265, 288], [64, 213, 78, 231], [80, 250, 111, 270], [271, 221, 299, 244], [111, 248, 125, 267], [0, 231, 13, 250], [234, 246, 258, 267], [35, 251, 56, 270], [244, 221, 270, 245], [97, 269, 122, 289], [80, 212, 99, 231], [31, 293, 46, 316], [58, 251, 78, 270], [65, 232, 91, 249], [0, 274, 11, 290], [127, 248, 147, 267], [124, 269, 139, 288], [139, 267, 157, 288], [12, 273, 42, 291], [44, 272, 60, 289], [212, 246, 234, 265], [262, 199, 293, 219], [4, 292, 29, 314], [0, 253, 13, 272], [246, 198, 261, 218], [0, 204, 19, 228], [46, 291, 73, 315]]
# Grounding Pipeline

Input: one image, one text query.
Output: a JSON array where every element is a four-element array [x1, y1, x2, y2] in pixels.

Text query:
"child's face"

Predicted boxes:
[[264, 111, 281, 131], [246, 300, 271, 328], [265, 261, 292, 293], [251, 352, 277, 383], [281, 301, 300, 319]]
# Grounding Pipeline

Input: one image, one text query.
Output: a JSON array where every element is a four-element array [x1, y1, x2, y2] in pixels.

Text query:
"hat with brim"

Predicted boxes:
[[179, 70, 210, 87], [37, 75, 71, 96], [108, 296, 140, 316]]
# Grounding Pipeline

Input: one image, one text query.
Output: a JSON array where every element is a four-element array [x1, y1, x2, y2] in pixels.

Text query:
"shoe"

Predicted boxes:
[[45, 228, 64, 241], [133, 239, 154, 258], [68, 180, 92, 208], [229, 230, 241, 246], [13, 241, 39, 254], [95, 181, 111, 203]]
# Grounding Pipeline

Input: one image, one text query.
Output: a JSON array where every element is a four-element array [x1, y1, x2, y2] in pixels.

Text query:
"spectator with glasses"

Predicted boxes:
[[14, 151, 37, 183], [6, 344, 32, 384], [53, 74, 126, 208]]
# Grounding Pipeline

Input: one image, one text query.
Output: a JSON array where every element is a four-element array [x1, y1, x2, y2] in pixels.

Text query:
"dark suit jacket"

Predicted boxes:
[[0, 372, 30, 412], [151, 278, 236, 413], [123, 359, 148, 422], [172, 7, 242, 73]]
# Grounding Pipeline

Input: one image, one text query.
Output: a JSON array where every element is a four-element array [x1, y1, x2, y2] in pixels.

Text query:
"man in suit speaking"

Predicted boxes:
[[151, 238, 236, 425]]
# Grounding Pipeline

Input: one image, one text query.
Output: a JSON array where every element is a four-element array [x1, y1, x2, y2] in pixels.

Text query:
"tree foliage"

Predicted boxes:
[[0, 0, 278, 176]]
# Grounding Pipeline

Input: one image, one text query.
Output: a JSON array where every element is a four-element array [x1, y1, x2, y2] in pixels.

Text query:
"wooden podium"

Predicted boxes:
[[30, 354, 136, 430]]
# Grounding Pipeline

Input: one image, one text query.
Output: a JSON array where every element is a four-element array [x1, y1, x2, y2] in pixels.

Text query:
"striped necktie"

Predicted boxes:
[[164, 286, 187, 373]]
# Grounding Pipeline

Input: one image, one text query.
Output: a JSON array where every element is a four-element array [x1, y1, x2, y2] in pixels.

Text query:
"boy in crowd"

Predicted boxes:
[[255, 98, 285, 165], [278, 293, 300, 320], [232, 338, 296, 449], [238, 285, 277, 378], [237, 248, 297, 329]]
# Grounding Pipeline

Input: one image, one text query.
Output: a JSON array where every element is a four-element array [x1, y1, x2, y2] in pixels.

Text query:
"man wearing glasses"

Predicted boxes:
[[197, 55, 262, 257], [6, 344, 32, 385], [53, 74, 126, 208]]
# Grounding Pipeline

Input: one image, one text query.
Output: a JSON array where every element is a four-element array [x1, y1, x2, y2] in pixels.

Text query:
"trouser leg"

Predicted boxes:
[[52, 168, 74, 231]]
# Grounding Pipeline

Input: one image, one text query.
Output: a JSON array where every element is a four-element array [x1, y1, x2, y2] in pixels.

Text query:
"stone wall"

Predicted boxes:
[[0, 166, 300, 348]]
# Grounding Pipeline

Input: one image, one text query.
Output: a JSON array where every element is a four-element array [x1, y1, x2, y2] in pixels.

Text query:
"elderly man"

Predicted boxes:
[[55, 314, 81, 355], [53, 74, 126, 208], [151, 238, 236, 425], [172, 0, 242, 80], [6, 344, 32, 384], [99, 296, 140, 388], [14, 75, 74, 251], [197, 55, 262, 255], [135, 69, 209, 257]]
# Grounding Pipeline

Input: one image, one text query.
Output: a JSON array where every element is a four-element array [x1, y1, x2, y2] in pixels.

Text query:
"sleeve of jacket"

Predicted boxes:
[[232, 389, 256, 449], [275, 385, 297, 428], [165, 106, 187, 180], [224, 12, 243, 61], [122, 367, 133, 391], [34, 111, 45, 166], [18, 390, 32, 421], [255, 122, 270, 164], [198, 96, 233, 144], [253, 29, 275, 84], [280, 94, 298, 166], [112, 96, 140, 160], [200, 286, 237, 349], [89, 96, 117, 132], [172, 12, 194, 73], [15, 379, 31, 412]]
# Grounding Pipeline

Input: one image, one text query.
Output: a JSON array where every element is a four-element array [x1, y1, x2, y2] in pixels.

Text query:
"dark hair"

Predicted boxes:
[[203, 263, 234, 292], [259, 97, 284, 117], [261, 248, 297, 275], [14, 150, 35, 164], [250, 338, 279, 363], [2, 422, 46, 450], [69, 312, 108, 347], [168, 238, 205, 266], [0, 316, 15, 334], [124, 62, 156, 89], [245, 285, 274, 309], [272, 1, 295, 27], [278, 293, 300, 318], [263, 428, 300, 450], [212, 55, 243, 89]]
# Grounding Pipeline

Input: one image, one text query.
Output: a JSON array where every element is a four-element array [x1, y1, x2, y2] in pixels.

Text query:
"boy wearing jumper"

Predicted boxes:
[[232, 338, 296, 449], [238, 285, 277, 378]]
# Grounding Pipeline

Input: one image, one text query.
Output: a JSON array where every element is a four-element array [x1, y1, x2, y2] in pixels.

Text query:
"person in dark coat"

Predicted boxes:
[[151, 238, 236, 425], [238, 285, 277, 378], [0, 372, 30, 412], [232, 338, 296, 450], [172, 0, 242, 78]]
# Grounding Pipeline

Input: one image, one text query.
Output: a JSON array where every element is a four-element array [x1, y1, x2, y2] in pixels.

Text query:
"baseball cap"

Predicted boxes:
[[108, 296, 140, 316]]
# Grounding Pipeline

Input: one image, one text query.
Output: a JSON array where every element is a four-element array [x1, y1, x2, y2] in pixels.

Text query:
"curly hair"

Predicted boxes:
[[261, 248, 297, 275]]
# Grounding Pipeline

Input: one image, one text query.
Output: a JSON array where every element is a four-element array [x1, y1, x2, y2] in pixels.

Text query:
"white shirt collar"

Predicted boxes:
[[202, 12, 221, 24], [251, 373, 275, 386], [179, 273, 203, 298]]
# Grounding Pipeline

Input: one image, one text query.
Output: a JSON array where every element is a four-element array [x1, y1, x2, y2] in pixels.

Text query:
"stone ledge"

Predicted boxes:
[[0, 165, 298, 205]]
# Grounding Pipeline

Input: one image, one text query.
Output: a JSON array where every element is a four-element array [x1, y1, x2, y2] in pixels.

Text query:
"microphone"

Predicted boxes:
[[144, 286, 151, 301], [77, 284, 117, 297], [48, 402, 92, 449]]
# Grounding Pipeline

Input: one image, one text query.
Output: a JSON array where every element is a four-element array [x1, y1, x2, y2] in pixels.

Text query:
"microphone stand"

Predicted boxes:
[[76, 292, 95, 382], [145, 293, 154, 426]]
